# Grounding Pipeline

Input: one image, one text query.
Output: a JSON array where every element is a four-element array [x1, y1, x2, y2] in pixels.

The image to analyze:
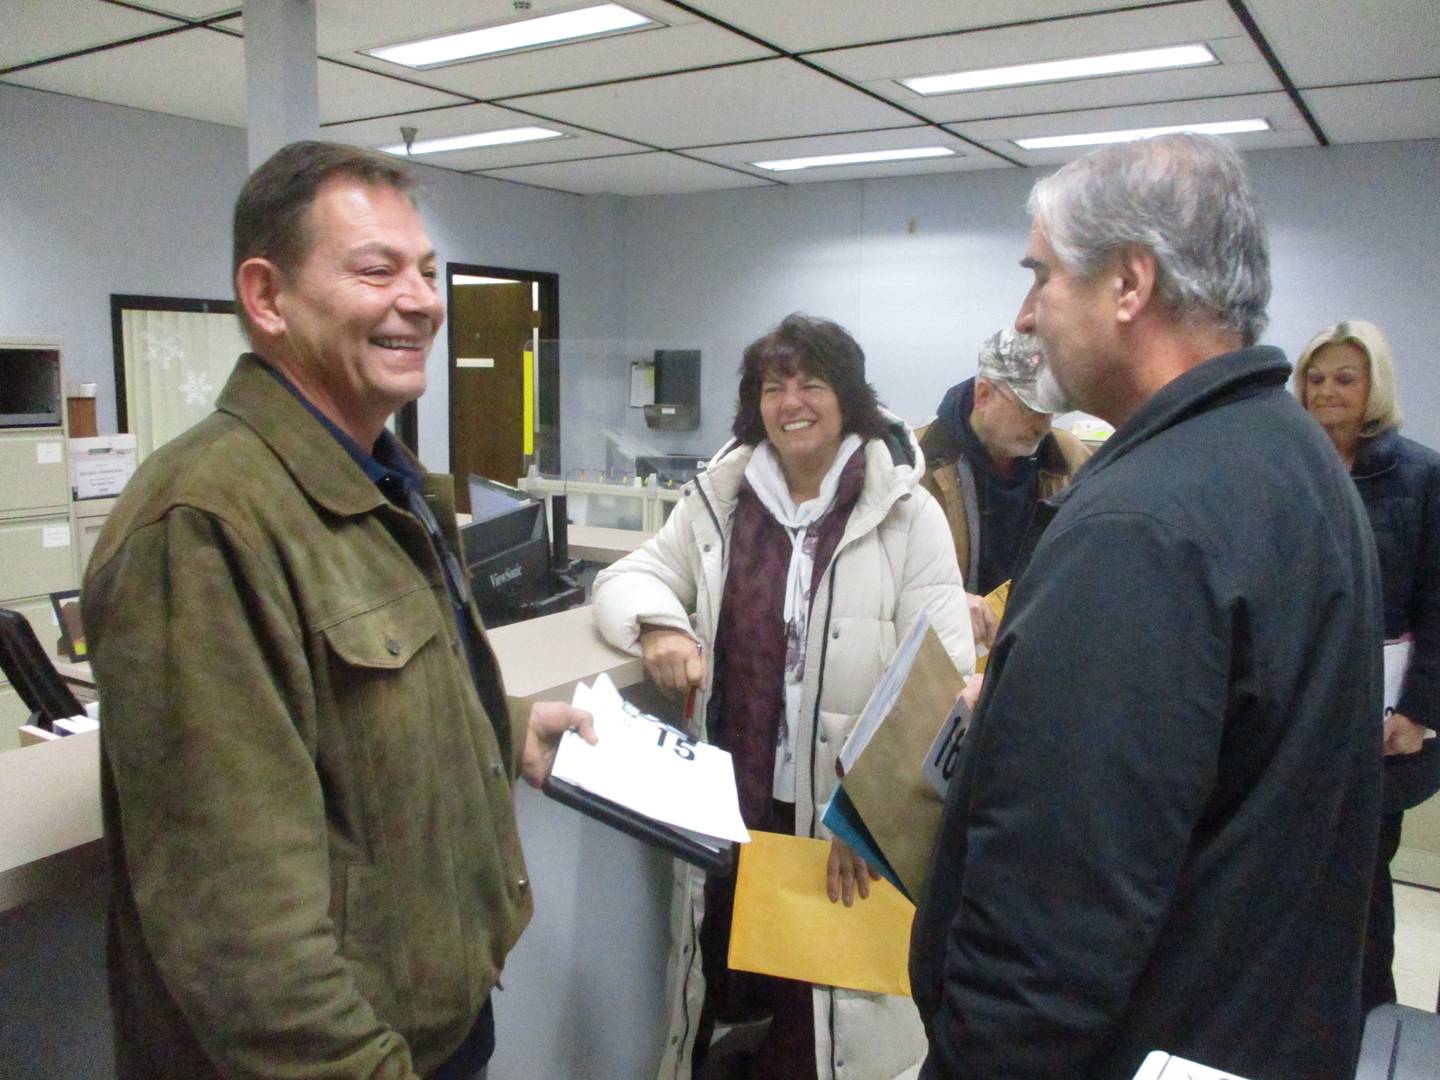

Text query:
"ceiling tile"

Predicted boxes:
[[504, 58, 914, 148], [0, 0, 180, 72], [318, 60, 469, 124], [349, 21, 773, 102], [949, 91, 1314, 166], [481, 152, 775, 196], [682, 0, 1157, 53], [324, 103, 652, 170], [1305, 80, 1440, 144], [1247, 0, 1440, 86], [686, 127, 1013, 184]]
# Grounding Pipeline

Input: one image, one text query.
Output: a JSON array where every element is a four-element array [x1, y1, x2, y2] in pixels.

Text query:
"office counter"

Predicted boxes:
[[0, 603, 673, 1078]]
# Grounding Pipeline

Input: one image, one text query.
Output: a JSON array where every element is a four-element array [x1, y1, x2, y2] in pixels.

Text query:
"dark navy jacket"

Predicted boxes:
[[910, 347, 1383, 1080], [1353, 426, 1440, 812]]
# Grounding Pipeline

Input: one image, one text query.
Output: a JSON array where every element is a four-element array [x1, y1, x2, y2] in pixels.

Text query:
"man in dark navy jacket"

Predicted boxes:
[[910, 133, 1383, 1080]]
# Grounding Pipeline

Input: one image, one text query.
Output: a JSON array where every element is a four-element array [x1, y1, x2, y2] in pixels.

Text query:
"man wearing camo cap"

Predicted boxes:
[[916, 328, 1089, 646]]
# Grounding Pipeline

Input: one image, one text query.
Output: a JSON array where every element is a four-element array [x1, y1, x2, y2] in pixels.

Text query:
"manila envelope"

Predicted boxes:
[[841, 626, 964, 901], [727, 830, 915, 997]]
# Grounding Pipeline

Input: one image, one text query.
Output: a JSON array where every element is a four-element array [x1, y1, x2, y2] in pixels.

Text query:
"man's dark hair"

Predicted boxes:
[[232, 139, 419, 295], [732, 313, 889, 445]]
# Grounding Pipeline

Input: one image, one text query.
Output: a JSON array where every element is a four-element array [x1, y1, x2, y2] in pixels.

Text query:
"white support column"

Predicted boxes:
[[243, 0, 320, 169]]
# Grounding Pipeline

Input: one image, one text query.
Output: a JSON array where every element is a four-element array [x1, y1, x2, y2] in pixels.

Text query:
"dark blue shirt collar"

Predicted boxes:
[[258, 360, 421, 498]]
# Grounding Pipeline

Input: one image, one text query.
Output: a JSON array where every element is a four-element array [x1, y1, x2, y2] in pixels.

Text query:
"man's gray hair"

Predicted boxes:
[[1027, 133, 1271, 346]]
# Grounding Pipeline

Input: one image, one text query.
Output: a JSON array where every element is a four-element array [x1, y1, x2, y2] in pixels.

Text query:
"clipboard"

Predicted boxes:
[[543, 774, 736, 874]]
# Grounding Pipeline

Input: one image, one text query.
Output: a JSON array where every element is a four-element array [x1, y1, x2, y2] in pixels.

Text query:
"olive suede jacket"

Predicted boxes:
[[84, 354, 532, 1080]]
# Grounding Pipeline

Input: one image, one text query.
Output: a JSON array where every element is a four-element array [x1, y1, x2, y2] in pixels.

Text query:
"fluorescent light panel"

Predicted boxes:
[[753, 146, 956, 172], [1014, 118, 1270, 151], [367, 4, 657, 68], [901, 43, 1216, 96], [380, 127, 566, 156], [453, 275, 524, 286]]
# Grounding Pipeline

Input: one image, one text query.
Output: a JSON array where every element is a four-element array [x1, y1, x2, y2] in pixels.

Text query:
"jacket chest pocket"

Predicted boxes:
[[320, 589, 452, 787]]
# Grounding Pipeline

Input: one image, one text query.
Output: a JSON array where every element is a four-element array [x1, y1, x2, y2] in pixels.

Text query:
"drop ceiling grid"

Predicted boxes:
[[479, 151, 775, 196], [0, 0, 182, 72], [811, 0, 1243, 83], [3, 26, 468, 129], [502, 57, 926, 148], [677, 0, 1161, 54], [337, 20, 774, 102]]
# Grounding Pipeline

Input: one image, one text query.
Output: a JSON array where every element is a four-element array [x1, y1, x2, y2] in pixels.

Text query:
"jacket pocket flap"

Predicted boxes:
[[324, 590, 441, 669]]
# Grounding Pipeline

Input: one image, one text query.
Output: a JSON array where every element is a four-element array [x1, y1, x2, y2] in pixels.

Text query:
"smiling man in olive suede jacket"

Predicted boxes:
[[83, 142, 589, 1080]]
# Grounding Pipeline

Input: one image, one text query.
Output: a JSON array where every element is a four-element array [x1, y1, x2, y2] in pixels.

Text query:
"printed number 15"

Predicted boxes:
[[656, 728, 697, 761]]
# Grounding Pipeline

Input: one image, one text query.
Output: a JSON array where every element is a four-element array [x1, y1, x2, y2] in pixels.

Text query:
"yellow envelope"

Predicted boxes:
[[727, 831, 915, 996], [975, 580, 1010, 674]]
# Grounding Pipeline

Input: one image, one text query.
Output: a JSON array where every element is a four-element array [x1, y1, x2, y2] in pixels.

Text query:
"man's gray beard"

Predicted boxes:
[[1032, 362, 1073, 415]]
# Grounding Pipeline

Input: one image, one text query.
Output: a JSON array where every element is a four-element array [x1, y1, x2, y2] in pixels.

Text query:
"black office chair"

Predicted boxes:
[[1354, 1003, 1440, 1079], [0, 607, 85, 731]]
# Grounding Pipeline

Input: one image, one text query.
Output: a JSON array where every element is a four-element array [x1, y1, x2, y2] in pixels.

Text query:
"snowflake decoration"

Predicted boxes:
[[179, 370, 215, 408], [141, 328, 187, 371]]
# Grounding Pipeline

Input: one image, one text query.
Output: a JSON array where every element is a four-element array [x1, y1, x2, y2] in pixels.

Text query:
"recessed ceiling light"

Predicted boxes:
[[900, 43, 1217, 96], [365, 3, 658, 69], [379, 127, 567, 156], [752, 147, 956, 172], [1013, 118, 1271, 151]]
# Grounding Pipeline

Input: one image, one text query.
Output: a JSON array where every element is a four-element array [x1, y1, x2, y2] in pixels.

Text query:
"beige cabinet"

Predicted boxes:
[[0, 338, 75, 751]]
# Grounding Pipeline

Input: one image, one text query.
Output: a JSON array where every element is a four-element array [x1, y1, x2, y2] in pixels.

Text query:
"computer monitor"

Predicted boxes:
[[459, 477, 583, 628]]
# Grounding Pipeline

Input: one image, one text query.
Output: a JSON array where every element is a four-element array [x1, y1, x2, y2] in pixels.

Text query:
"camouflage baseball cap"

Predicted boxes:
[[976, 329, 1052, 413]]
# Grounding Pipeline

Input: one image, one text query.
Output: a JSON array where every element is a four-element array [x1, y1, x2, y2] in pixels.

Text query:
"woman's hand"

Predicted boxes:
[[827, 837, 879, 906], [638, 626, 707, 696], [1384, 711, 1428, 756]]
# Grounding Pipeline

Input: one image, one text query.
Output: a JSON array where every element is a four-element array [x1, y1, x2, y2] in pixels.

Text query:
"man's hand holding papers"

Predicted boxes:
[[543, 674, 749, 870]]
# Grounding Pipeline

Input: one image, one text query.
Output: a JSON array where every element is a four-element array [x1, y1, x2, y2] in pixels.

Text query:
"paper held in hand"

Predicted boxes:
[[545, 674, 750, 869], [1383, 636, 1438, 739]]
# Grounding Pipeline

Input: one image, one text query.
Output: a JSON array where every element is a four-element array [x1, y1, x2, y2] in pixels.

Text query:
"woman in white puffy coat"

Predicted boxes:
[[593, 314, 974, 1080]]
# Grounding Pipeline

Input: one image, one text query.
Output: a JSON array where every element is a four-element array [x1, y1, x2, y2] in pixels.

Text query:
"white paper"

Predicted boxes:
[[629, 362, 655, 407], [1384, 637, 1437, 739], [42, 525, 71, 548], [553, 674, 750, 844], [838, 609, 932, 774], [36, 441, 62, 465], [1132, 1051, 1252, 1080]]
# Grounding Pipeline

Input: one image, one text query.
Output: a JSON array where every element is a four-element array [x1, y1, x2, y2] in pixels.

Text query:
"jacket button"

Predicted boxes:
[[702, 543, 711, 553], [385, 638, 401, 656], [490, 762, 502, 777], [831, 627, 840, 639], [516, 877, 529, 892], [819, 734, 828, 744], [670, 1035, 679, 1045]]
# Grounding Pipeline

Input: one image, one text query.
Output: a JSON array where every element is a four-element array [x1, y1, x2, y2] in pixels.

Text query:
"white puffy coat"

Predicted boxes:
[[593, 422, 974, 1080]]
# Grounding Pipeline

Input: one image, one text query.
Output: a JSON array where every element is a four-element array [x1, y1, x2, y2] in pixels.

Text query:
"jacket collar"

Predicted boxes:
[[1351, 425, 1400, 480], [215, 353, 392, 517], [1053, 345, 1290, 506]]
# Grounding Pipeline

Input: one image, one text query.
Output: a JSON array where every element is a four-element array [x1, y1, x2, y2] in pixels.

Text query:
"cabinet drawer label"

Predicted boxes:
[[36, 441, 63, 465], [42, 525, 72, 548]]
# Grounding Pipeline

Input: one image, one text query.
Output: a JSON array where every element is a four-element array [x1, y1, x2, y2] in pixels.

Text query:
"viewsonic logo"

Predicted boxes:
[[489, 564, 522, 588]]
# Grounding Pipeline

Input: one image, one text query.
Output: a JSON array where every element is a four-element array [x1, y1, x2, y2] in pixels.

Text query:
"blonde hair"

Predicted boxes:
[[1293, 319, 1401, 434]]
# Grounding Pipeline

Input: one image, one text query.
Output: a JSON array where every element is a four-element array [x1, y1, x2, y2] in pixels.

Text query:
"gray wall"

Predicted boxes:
[[610, 139, 1440, 452], [0, 83, 599, 473]]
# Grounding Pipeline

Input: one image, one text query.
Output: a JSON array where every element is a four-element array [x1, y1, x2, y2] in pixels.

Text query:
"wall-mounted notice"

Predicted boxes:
[[36, 442, 62, 465], [629, 362, 655, 407], [42, 525, 71, 548]]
